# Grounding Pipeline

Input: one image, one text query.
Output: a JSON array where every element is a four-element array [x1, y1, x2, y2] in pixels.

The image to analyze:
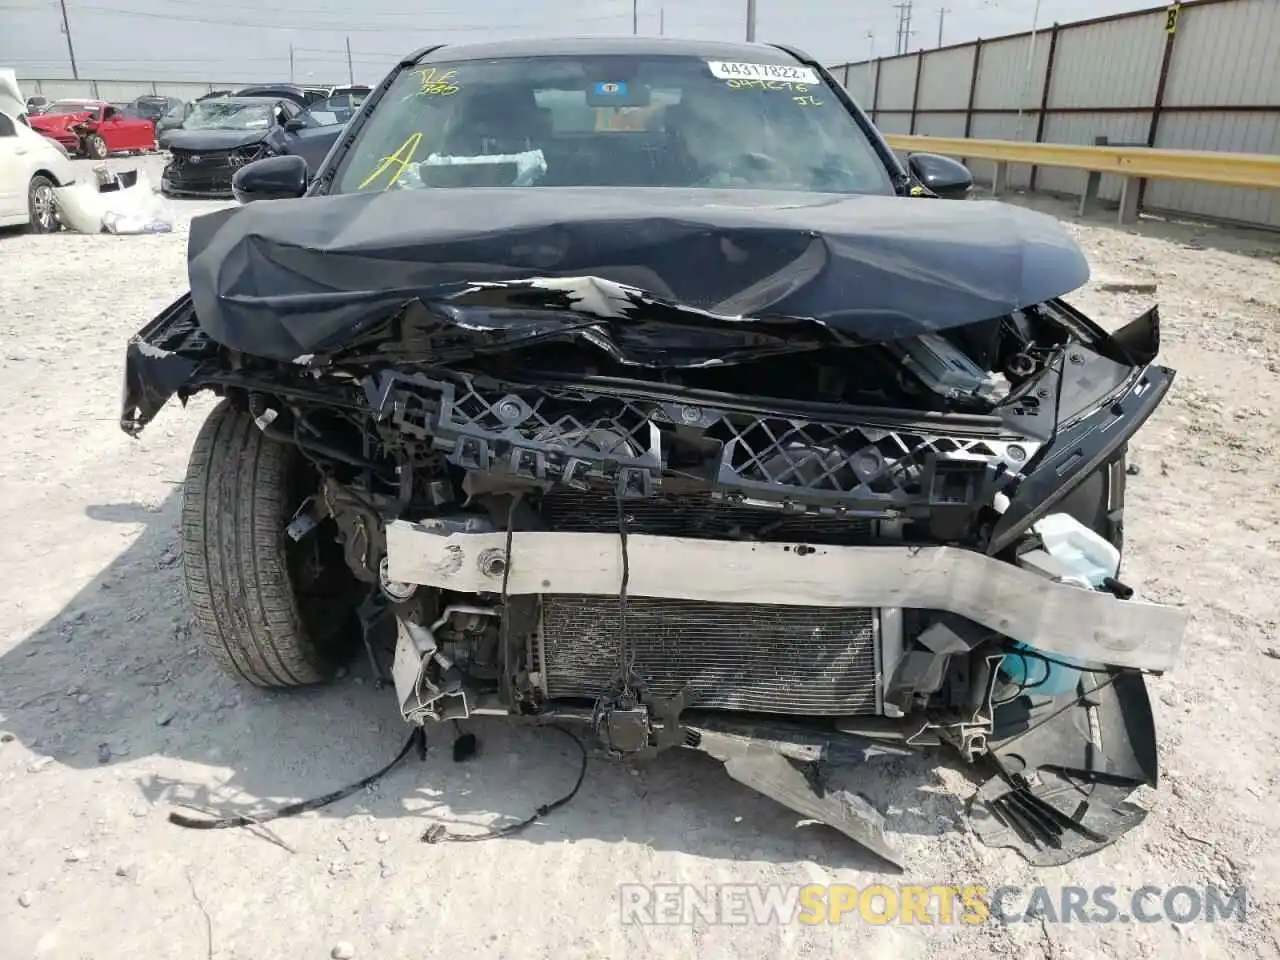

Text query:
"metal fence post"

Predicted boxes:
[[871, 58, 882, 123], [909, 50, 924, 135], [1140, 3, 1183, 212], [963, 38, 982, 138], [1028, 22, 1061, 192], [961, 39, 983, 169]]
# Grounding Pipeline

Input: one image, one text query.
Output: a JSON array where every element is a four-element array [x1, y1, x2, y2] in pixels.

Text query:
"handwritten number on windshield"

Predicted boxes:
[[413, 68, 460, 97], [357, 132, 423, 191], [725, 78, 808, 92]]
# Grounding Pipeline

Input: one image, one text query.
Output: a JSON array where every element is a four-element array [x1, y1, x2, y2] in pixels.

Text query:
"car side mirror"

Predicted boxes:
[[284, 117, 306, 132], [906, 152, 974, 200], [232, 154, 308, 203]]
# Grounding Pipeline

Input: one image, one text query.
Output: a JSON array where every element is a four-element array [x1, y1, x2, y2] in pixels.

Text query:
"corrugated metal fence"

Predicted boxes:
[[831, 0, 1280, 229], [25, 79, 271, 101]]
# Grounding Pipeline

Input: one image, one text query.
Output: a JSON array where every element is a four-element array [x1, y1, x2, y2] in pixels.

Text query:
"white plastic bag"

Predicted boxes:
[[52, 168, 174, 235]]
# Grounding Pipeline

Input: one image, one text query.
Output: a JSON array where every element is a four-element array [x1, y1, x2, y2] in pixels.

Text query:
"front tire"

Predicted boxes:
[[25, 175, 59, 233], [181, 399, 359, 687], [83, 133, 108, 159]]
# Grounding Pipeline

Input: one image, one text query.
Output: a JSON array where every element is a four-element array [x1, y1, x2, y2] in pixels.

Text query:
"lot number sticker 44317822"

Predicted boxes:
[[706, 61, 821, 86]]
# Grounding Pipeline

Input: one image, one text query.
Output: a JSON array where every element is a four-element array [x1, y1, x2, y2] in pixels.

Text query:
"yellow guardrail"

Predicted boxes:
[[883, 134, 1280, 192]]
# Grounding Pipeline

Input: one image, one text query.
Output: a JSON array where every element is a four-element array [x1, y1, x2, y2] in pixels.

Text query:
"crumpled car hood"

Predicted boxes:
[[164, 128, 269, 151], [29, 112, 88, 131], [187, 186, 1091, 361]]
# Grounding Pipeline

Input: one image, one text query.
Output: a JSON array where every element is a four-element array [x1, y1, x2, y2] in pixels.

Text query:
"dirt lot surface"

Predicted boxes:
[[0, 157, 1278, 959]]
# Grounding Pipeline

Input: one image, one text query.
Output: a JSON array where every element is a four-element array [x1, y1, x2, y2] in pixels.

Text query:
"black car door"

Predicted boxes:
[[277, 96, 353, 172]]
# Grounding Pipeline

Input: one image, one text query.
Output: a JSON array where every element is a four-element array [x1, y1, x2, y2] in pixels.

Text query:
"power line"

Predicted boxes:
[[0, 0, 632, 15], [7, 51, 402, 64], [892, 0, 915, 55], [7, 2, 641, 33], [86, 0, 617, 17]]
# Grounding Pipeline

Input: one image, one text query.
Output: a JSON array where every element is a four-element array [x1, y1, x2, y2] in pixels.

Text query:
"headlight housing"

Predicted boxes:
[[231, 142, 275, 168]]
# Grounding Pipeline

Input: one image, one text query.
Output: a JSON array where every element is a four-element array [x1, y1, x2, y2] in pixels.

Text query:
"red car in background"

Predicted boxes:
[[28, 99, 155, 158]]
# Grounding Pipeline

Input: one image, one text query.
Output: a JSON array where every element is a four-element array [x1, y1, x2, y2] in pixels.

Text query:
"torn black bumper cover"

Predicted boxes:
[[120, 186, 1187, 871]]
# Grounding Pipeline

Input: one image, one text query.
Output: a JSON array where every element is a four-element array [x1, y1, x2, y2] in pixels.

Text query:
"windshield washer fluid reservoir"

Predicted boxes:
[[1031, 512, 1121, 589]]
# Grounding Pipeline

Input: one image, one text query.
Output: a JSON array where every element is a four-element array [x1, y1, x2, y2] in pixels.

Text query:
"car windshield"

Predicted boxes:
[[332, 54, 894, 196], [46, 101, 97, 115], [184, 101, 273, 130], [133, 99, 169, 119], [301, 93, 366, 127]]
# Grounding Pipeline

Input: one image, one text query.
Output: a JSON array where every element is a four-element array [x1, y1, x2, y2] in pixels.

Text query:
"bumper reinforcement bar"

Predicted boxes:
[[384, 523, 1187, 672]]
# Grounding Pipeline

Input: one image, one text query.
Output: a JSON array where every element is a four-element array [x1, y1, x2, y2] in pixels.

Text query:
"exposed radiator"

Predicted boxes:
[[536, 595, 880, 716], [539, 490, 874, 544]]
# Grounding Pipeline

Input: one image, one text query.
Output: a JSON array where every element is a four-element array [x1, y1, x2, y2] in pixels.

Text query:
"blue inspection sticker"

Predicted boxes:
[[594, 81, 628, 96]]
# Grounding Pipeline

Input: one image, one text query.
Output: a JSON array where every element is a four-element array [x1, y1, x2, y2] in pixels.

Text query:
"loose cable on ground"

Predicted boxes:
[[167, 724, 589, 841], [420, 724, 589, 843], [168, 728, 425, 830]]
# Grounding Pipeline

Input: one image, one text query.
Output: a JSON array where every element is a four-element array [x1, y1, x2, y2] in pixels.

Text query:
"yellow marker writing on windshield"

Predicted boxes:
[[357, 132, 423, 191], [413, 68, 460, 97]]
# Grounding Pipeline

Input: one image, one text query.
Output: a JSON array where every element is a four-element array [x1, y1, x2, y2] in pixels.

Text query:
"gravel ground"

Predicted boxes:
[[0, 157, 1278, 960]]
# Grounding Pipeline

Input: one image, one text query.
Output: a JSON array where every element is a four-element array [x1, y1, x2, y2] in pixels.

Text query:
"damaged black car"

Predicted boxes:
[[120, 37, 1187, 869], [160, 96, 302, 198]]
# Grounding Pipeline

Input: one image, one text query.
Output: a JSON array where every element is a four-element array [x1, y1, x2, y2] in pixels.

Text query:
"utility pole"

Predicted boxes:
[[57, 0, 78, 80], [746, 0, 757, 42], [937, 7, 949, 47], [289, 43, 295, 83], [892, 1, 914, 55], [865, 31, 874, 90], [345, 36, 354, 85], [632, 0, 638, 34], [659, 7, 664, 35]]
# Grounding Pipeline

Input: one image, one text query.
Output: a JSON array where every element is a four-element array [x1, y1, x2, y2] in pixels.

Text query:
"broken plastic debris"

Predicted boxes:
[[52, 168, 173, 235]]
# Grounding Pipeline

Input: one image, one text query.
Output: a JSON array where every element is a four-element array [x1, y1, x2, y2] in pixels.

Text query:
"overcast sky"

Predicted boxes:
[[1, 0, 1160, 86]]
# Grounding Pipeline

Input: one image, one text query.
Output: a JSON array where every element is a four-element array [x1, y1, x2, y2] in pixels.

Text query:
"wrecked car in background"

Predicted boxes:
[[120, 37, 1187, 869], [28, 99, 155, 158], [159, 96, 303, 198]]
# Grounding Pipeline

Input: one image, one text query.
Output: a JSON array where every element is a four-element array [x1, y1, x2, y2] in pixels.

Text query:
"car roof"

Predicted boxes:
[[412, 35, 814, 65], [197, 96, 280, 105], [52, 98, 103, 104], [236, 84, 306, 93]]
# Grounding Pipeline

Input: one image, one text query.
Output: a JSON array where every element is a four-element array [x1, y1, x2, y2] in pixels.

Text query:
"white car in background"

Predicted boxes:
[[0, 70, 76, 233]]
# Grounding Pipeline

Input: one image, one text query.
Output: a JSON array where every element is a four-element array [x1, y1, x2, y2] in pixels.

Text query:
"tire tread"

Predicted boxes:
[[181, 399, 331, 687]]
